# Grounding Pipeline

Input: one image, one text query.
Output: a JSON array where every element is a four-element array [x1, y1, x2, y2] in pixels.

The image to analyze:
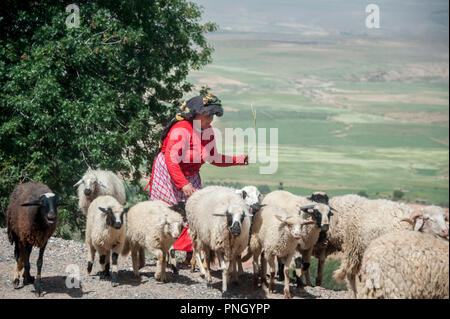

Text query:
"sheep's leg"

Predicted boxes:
[[293, 255, 305, 288], [260, 252, 268, 289], [155, 250, 166, 282], [168, 247, 178, 275], [111, 246, 121, 287], [34, 242, 47, 297], [237, 255, 244, 276], [23, 243, 34, 285], [204, 248, 213, 288], [161, 250, 167, 282], [231, 256, 239, 284], [104, 250, 111, 277], [252, 252, 260, 288], [267, 254, 276, 293], [227, 256, 237, 284], [139, 246, 146, 269], [284, 254, 294, 299], [348, 274, 357, 298], [217, 253, 230, 298], [301, 249, 314, 287], [196, 250, 207, 277], [190, 246, 197, 273], [98, 249, 110, 279], [12, 239, 24, 289], [131, 246, 140, 278], [316, 249, 326, 287], [87, 245, 96, 274], [277, 256, 285, 281]]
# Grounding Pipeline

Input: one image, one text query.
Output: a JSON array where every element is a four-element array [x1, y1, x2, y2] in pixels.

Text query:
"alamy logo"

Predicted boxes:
[[66, 4, 80, 29], [65, 264, 81, 288], [167, 120, 279, 175], [365, 4, 380, 29]]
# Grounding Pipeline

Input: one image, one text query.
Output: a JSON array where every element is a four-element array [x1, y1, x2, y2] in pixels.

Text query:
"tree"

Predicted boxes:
[[393, 190, 405, 201], [357, 190, 369, 198], [0, 0, 217, 236]]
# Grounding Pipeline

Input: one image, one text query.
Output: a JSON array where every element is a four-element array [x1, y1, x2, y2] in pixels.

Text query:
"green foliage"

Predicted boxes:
[[0, 0, 217, 232], [393, 189, 405, 201], [202, 180, 246, 190], [258, 184, 271, 194], [199, 85, 211, 95], [288, 257, 347, 291], [357, 190, 368, 198]]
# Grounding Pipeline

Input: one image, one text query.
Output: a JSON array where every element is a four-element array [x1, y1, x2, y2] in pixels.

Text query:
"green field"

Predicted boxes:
[[185, 32, 449, 206]]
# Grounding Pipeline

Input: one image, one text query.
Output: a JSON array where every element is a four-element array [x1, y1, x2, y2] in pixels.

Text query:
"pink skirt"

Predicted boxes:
[[144, 152, 202, 251]]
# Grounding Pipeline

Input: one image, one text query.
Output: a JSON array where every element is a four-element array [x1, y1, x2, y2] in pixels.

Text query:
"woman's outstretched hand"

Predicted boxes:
[[182, 183, 196, 197]]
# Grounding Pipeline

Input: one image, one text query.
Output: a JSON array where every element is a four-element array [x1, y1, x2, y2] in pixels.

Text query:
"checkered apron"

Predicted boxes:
[[144, 152, 202, 251]]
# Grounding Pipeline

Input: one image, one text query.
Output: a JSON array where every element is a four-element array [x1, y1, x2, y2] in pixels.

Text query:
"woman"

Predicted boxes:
[[144, 93, 248, 264]]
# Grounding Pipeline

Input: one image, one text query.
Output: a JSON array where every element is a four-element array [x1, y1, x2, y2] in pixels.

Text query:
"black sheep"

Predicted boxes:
[[6, 182, 65, 297]]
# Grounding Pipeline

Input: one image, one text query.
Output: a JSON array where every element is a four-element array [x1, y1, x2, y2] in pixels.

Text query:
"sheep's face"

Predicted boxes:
[[307, 192, 329, 205], [417, 207, 449, 240], [83, 177, 105, 197], [237, 186, 261, 206], [168, 201, 187, 222], [167, 221, 184, 239], [21, 193, 66, 225], [237, 186, 265, 215], [297, 203, 332, 232], [99, 206, 127, 230], [275, 215, 311, 239], [215, 205, 251, 237], [74, 174, 104, 197]]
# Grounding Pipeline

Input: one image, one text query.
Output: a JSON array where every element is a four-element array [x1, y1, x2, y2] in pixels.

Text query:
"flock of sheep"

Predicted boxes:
[[5, 168, 449, 298]]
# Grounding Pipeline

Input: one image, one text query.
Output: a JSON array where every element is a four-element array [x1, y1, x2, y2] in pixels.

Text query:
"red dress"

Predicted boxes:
[[145, 119, 246, 251]]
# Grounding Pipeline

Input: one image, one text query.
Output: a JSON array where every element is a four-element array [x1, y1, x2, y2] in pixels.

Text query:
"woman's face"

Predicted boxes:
[[195, 113, 214, 129]]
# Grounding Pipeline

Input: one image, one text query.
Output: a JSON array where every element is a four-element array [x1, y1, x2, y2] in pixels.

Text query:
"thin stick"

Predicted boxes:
[[248, 102, 257, 154]]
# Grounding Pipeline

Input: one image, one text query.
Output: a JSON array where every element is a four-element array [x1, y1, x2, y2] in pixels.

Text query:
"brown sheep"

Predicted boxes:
[[6, 182, 66, 297]]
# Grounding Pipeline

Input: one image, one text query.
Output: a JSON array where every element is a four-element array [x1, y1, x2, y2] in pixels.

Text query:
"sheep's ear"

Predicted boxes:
[[99, 207, 109, 214], [21, 200, 42, 207], [251, 203, 265, 212], [275, 215, 285, 223], [73, 179, 83, 187], [122, 207, 129, 215], [330, 206, 339, 213], [169, 201, 186, 214], [235, 189, 248, 200], [413, 217, 424, 231], [157, 217, 168, 227], [96, 181, 106, 188], [298, 204, 315, 214]]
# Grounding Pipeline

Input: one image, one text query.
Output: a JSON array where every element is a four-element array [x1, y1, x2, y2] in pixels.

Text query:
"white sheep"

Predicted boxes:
[[333, 199, 449, 297], [85, 195, 127, 286], [234, 185, 264, 276], [74, 169, 126, 215], [356, 230, 449, 299], [190, 185, 263, 276], [312, 194, 369, 286], [244, 204, 316, 298], [121, 200, 185, 282], [186, 186, 252, 298], [262, 190, 333, 287]]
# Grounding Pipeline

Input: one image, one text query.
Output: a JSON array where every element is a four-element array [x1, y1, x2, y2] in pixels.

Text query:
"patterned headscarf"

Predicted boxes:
[[159, 94, 223, 149]]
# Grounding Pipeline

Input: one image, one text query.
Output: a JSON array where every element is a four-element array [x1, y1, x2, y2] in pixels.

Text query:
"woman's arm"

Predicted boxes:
[[164, 125, 191, 189], [203, 129, 247, 167]]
